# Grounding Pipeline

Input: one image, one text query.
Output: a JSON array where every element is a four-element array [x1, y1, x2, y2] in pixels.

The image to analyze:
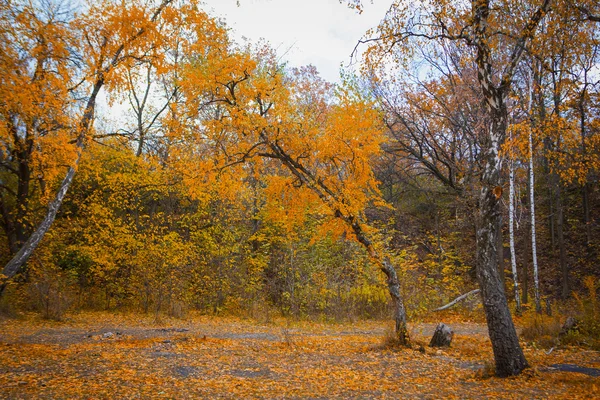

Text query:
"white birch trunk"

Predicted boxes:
[[529, 129, 542, 313], [508, 147, 521, 314], [527, 70, 542, 313]]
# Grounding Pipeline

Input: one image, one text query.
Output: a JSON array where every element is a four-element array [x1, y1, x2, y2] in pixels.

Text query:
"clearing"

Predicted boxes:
[[0, 313, 598, 399]]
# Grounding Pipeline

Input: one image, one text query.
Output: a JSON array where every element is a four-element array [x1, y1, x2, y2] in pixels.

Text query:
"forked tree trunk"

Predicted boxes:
[[469, 0, 546, 373]]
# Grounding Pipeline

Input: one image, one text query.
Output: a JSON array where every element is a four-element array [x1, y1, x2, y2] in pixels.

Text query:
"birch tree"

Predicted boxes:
[[353, 0, 556, 376], [507, 130, 521, 314]]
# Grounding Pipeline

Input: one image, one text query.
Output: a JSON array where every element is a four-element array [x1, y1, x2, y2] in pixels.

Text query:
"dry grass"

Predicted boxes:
[[520, 312, 563, 349]]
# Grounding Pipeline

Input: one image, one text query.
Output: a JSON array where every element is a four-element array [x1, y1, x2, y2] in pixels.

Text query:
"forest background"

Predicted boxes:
[[0, 0, 599, 378]]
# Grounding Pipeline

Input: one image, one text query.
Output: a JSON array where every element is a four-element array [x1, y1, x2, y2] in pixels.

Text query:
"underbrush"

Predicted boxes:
[[378, 326, 407, 350], [520, 276, 600, 350], [520, 312, 562, 348]]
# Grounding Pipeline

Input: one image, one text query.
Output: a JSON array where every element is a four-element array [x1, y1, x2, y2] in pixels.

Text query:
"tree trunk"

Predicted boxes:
[[582, 183, 592, 247], [381, 258, 409, 345], [496, 214, 506, 293], [477, 180, 529, 377], [556, 182, 569, 299], [263, 138, 410, 344], [527, 70, 542, 314], [522, 260, 529, 304], [1, 80, 104, 295], [469, 0, 543, 373], [529, 125, 542, 314], [475, 103, 528, 377], [508, 155, 521, 314], [0, 0, 174, 296]]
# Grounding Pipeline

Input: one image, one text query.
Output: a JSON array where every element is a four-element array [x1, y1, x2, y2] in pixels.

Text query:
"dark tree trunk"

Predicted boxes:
[[496, 214, 506, 293], [582, 183, 592, 247], [556, 182, 569, 299], [477, 180, 529, 377], [0, 192, 19, 255], [543, 138, 556, 253], [15, 142, 32, 247], [522, 260, 529, 305], [475, 104, 528, 377]]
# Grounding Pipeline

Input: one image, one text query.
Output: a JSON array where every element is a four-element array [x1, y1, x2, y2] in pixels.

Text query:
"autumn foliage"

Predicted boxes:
[[0, 0, 599, 387]]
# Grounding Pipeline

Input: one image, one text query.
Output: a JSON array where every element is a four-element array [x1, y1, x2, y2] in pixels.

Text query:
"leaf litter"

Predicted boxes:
[[0, 312, 598, 399]]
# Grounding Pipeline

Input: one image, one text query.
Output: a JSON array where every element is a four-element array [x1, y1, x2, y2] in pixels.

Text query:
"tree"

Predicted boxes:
[[507, 128, 521, 314], [174, 38, 411, 342], [352, 0, 563, 376], [0, 0, 221, 294]]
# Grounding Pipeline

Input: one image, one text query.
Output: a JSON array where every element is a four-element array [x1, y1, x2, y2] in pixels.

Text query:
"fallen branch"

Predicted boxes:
[[434, 289, 480, 311]]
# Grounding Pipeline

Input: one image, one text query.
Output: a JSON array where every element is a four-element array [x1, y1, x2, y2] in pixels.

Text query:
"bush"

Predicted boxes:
[[27, 263, 76, 321], [565, 276, 600, 349], [520, 311, 562, 348], [520, 276, 600, 350]]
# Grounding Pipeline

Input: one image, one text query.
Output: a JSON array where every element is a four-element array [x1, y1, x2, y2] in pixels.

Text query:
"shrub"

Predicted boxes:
[[520, 311, 562, 348], [566, 276, 600, 350]]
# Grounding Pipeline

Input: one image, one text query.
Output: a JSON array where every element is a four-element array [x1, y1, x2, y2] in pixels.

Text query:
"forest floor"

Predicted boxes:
[[0, 312, 598, 399]]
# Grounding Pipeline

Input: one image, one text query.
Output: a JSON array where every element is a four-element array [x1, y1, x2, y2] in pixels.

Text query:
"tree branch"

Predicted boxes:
[[434, 289, 480, 311]]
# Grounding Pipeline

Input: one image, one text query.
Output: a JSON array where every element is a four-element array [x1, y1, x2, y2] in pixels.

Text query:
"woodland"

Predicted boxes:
[[0, 0, 600, 396]]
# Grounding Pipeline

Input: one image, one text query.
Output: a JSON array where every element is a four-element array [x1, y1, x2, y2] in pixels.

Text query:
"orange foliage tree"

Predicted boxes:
[[172, 37, 411, 342], [0, 0, 224, 293]]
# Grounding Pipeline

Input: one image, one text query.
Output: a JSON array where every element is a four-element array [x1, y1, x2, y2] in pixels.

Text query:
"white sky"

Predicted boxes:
[[202, 0, 392, 83]]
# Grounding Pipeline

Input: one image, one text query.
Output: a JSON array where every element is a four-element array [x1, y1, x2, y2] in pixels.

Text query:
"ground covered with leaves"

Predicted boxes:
[[0, 313, 598, 399]]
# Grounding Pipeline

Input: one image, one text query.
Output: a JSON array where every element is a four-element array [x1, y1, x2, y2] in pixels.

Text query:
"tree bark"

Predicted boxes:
[[475, 110, 528, 377], [382, 258, 409, 344], [469, 0, 548, 376], [496, 214, 507, 293], [527, 82, 542, 314]]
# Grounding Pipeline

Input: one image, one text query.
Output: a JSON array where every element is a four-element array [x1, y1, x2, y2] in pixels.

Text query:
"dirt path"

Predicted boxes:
[[0, 313, 597, 399]]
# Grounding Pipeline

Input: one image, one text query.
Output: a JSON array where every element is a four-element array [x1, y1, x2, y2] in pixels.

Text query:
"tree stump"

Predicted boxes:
[[429, 323, 454, 347]]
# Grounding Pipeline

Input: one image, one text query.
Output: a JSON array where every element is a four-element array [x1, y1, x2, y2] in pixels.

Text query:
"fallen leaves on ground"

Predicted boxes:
[[0, 312, 598, 399]]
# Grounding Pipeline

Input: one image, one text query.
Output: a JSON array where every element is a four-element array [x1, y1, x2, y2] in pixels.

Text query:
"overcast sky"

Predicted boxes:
[[202, 0, 392, 83]]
